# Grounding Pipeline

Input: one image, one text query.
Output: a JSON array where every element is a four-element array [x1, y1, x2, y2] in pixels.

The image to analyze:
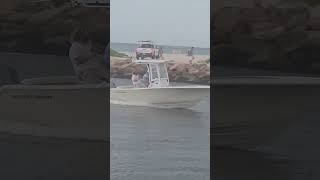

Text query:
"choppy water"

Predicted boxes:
[[110, 79, 210, 180]]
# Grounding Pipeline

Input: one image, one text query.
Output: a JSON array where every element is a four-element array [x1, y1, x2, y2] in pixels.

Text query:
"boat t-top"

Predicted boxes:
[[110, 59, 210, 109]]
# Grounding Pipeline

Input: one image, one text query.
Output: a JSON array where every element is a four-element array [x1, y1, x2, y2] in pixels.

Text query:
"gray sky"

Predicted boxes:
[[110, 0, 210, 48]]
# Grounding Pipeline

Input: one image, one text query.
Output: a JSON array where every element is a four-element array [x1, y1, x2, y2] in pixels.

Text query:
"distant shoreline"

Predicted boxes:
[[110, 42, 210, 56], [117, 51, 210, 56], [110, 42, 210, 49]]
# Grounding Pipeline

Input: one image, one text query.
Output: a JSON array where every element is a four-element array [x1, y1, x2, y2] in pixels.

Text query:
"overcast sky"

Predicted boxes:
[[110, 0, 210, 48]]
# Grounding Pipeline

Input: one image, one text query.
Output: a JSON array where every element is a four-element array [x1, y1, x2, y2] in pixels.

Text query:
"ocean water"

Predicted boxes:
[[0, 134, 107, 179], [213, 112, 320, 180], [110, 78, 210, 180], [213, 65, 320, 180], [110, 42, 210, 56]]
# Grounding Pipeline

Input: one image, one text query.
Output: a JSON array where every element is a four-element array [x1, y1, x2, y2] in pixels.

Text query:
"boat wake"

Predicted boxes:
[[110, 99, 207, 109]]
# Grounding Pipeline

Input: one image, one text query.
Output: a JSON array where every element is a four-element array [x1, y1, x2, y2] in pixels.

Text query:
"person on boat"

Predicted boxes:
[[131, 71, 139, 87], [69, 26, 108, 84], [142, 71, 149, 87], [131, 71, 145, 88]]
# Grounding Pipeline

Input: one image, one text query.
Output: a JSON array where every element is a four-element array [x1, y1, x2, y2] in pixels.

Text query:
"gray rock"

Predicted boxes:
[[213, 0, 312, 69], [27, 4, 71, 25]]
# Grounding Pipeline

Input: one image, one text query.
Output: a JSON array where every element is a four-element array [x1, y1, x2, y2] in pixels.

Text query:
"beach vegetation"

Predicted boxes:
[[110, 49, 128, 58]]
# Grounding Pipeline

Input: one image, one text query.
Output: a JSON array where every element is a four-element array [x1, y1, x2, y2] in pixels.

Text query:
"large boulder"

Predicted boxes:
[[0, 1, 108, 55], [213, 0, 312, 69]]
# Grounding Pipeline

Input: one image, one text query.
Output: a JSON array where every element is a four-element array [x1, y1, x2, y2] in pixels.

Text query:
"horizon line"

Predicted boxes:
[[110, 41, 210, 49]]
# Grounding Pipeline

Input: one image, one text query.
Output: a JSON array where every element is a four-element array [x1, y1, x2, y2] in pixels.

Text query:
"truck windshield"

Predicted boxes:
[[140, 44, 154, 48]]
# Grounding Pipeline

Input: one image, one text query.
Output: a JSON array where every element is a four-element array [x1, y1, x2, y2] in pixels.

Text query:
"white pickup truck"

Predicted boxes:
[[135, 41, 160, 60]]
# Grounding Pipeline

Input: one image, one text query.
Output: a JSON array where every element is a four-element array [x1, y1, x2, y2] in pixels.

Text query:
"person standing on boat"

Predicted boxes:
[[131, 71, 143, 87], [69, 26, 108, 84], [142, 71, 149, 87]]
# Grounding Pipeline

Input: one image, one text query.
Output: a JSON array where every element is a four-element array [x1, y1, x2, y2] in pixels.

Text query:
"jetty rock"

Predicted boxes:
[[213, 0, 320, 73], [0, 0, 108, 55], [111, 57, 210, 84]]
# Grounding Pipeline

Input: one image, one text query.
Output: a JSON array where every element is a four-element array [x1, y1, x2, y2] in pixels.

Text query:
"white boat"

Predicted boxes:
[[0, 0, 111, 140], [213, 76, 320, 149], [110, 59, 210, 109], [0, 76, 109, 140]]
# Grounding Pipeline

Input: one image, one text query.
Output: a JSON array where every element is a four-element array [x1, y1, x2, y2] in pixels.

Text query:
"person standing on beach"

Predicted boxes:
[[159, 47, 164, 59], [187, 47, 195, 63], [69, 26, 108, 83]]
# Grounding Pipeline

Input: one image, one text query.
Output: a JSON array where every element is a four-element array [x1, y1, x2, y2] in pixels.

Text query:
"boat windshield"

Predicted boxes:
[[147, 63, 169, 87], [150, 64, 158, 80], [158, 63, 168, 79]]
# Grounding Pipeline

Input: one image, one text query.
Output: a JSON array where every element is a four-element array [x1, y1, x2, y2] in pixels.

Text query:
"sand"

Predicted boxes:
[[121, 52, 210, 64]]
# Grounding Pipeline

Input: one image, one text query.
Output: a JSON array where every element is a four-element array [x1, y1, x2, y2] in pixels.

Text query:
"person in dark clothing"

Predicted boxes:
[[187, 47, 195, 63], [159, 47, 164, 59]]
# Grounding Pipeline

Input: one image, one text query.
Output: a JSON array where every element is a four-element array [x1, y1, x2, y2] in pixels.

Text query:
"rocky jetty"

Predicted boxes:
[[111, 57, 210, 84], [213, 0, 320, 73], [0, 0, 108, 55]]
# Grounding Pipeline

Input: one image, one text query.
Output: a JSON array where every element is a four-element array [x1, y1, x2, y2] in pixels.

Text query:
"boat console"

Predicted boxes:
[[132, 59, 171, 88]]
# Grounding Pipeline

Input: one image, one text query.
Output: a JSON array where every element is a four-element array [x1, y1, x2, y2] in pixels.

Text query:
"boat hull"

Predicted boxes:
[[111, 86, 210, 109], [0, 84, 109, 140]]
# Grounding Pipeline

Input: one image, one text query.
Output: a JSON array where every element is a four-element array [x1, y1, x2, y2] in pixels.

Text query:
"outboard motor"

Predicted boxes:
[[0, 65, 20, 86]]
